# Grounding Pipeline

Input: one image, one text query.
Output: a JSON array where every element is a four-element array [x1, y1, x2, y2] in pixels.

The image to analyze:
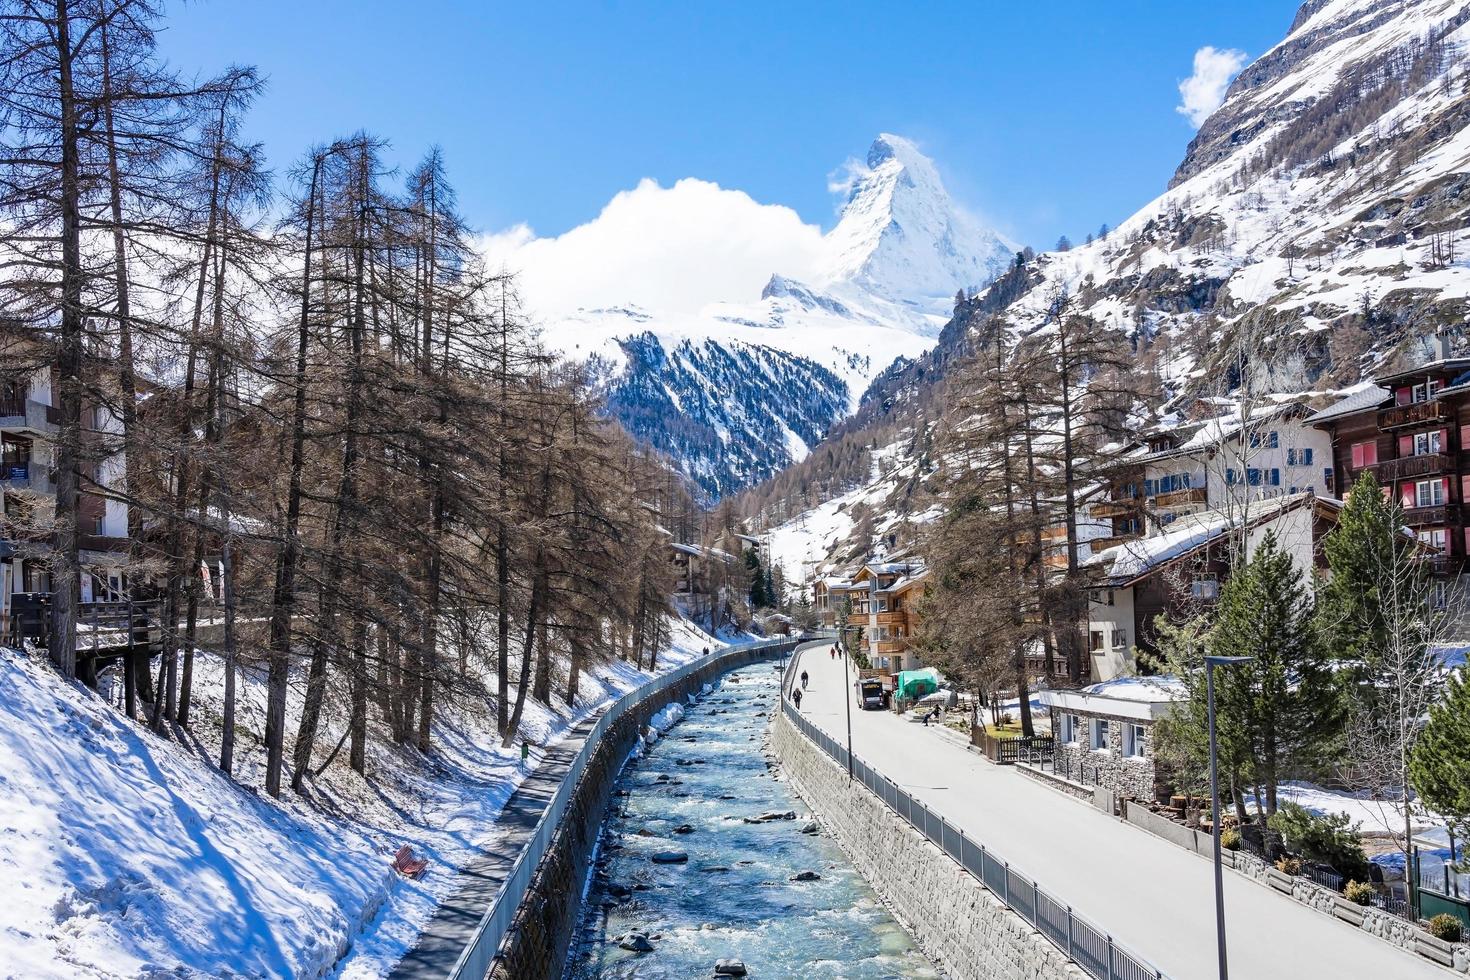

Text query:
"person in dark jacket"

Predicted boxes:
[[792, 687, 803, 710]]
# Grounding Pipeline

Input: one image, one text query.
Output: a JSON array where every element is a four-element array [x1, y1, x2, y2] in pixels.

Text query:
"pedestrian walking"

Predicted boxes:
[[800, 669, 809, 689], [792, 687, 803, 710]]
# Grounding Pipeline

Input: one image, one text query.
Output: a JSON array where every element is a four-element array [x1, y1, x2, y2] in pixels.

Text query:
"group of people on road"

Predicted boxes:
[[791, 643, 846, 710]]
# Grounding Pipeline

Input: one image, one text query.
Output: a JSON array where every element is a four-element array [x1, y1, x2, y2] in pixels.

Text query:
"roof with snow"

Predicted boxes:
[[1306, 383, 1390, 425], [1039, 675, 1189, 721], [1139, 400, 1311, 462], [1085, 491, 1337, 587]]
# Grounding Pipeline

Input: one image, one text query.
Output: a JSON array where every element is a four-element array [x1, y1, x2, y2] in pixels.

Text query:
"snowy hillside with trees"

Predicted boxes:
[[745, 0, 1470, 574], [0, 615, 723, 979]]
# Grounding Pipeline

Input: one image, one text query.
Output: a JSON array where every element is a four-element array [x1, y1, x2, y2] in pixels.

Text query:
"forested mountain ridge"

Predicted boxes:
[[750, 0, 1470, 572]]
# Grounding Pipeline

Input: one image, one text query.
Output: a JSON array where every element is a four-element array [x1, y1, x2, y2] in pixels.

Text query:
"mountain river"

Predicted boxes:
[[567, 661, 936, 978]]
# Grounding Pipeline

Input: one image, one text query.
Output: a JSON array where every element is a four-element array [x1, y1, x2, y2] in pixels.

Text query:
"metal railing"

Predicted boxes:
[[447, 632, 813, 980], [779, 651, 1170, 980]]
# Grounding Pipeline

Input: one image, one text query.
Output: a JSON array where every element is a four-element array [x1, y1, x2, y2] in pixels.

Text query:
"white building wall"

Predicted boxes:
[[1087, 585, 1136, 681], [1204, 418, 1334, 510], [1244, 502, 1317, 584]]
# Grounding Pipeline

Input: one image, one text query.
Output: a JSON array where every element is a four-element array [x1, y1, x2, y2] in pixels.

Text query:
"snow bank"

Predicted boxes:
[[0, 610, 724, 979], [0, 646, 387, 980]]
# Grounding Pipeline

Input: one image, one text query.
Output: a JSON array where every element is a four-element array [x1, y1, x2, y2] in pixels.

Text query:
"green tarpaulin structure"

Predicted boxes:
[[896, 668, 940, 699]]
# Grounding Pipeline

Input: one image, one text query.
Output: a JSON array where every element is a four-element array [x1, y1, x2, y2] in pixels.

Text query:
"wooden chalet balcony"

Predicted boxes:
[[1089, 499, 1139, 519], [874, 639, 909, 655], [872, 610, 907, 627], [0, 398, 60, 435], [1379, 401, 1448, 430], [1403, 503, 1458, 527], [1366, 453, 1452, 481], [1429, 554, 1463, 576], [79, 533, 129, 553], [847, 611, 869, 626], [1089, 532, 1141, 552], [1152, 487, 1207, 508]]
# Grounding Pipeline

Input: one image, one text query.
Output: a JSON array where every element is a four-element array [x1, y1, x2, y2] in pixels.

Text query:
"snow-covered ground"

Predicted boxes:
[[0, 613, 725, 980], [1255, 780, 1446, 840]]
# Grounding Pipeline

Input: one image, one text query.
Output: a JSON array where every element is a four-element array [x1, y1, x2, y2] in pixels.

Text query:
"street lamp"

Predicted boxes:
[[1205, 654, 1253, 980], [842, 637, 854, 780]]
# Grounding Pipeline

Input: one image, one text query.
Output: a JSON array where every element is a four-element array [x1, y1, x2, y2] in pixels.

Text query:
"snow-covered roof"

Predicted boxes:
[[1039, 675, 1188, 721], [1139, 401, 1308, 462], [1307, 383, 1389, 425], [1086, 491, 1334, 586], [668, 542, 736, 563], [1374, 358, 1470, 386]]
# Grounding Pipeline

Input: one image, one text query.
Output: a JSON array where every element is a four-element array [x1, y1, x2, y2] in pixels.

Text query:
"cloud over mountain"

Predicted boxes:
[[479, 177, 826, 319]]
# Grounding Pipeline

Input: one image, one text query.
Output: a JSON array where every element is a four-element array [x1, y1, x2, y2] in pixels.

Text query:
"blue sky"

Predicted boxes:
[[164, 0, 1294, 248]]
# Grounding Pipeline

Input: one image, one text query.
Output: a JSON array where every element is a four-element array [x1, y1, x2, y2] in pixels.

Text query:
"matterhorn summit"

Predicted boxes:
[[817, 134, 1015, 310], [526, 133, 1020, 498]]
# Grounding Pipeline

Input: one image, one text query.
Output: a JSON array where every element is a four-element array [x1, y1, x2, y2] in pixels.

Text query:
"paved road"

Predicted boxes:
[[791, 646, 1447, 980], [388, 708, 604, 980]]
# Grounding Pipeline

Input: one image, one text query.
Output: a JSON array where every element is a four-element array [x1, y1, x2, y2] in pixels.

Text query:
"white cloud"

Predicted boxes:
[[478, 177, 826, 320], [1176, 46, 1248, 128]]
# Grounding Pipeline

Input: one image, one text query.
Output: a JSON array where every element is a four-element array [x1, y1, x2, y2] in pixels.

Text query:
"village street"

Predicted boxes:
[[790, 645, 1447, 980]]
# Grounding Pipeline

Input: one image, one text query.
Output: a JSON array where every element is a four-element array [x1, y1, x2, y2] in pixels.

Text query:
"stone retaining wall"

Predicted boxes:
[[487, 643, 797, 980], [772, 713, 1082, 980]]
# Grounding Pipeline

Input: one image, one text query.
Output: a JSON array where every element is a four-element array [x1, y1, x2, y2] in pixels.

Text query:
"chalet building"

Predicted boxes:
[[1087, 400, 1333, 550], [2, 361, 130, 636], [812, 575, 855, 628], [1309, 356, 1470, 575], [1082, 492, 1340, 679], [844, 560, 928, 676]]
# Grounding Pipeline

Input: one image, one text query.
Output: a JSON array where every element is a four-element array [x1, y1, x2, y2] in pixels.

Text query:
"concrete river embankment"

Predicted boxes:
[[567, 662, 936, 978]]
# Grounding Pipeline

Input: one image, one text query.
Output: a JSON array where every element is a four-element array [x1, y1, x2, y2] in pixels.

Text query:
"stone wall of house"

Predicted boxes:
[[1050, 706, 1155, 800], [771, 713, 1082, 980], [488, 641, 798, 980]]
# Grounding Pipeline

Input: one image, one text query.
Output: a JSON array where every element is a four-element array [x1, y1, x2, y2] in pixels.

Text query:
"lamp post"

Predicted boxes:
[[842, 637, 854, 780], [1205, 654, 1253, 980]]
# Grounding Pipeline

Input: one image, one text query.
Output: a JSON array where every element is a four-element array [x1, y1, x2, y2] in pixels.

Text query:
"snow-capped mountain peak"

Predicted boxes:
[[819, 133, 1016, 307]]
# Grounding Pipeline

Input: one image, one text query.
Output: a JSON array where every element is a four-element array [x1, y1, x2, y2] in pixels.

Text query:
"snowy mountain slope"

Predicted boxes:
[[995, 0, 1470, 393], [748, 0, 1470, 572], [818, 133, 1015, 310], [522, 134, 1014, 499]]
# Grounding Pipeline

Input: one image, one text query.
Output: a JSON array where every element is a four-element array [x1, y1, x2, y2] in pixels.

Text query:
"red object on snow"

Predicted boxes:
[[393, 844, 429, 879]]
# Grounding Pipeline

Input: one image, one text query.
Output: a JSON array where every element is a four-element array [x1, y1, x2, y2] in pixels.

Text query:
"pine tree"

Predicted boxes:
[[1411, 667, 1470, 845], [1316, 471, 1400, 677], [1323, 471, 1448, 865], [1159, 532, 1340, 818]]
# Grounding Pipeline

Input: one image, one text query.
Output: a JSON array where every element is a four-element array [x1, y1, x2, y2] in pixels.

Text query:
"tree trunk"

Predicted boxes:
[[503, 560, 546, 747], [264, 151, 324, 797], [48, 0, 83, 680]]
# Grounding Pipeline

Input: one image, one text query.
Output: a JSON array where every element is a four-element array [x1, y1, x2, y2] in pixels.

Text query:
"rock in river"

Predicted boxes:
[[619, 932, 654, 953], [790, 870, 822, 881], [651, 850, 689, 864], [714, 959, 749, 976]]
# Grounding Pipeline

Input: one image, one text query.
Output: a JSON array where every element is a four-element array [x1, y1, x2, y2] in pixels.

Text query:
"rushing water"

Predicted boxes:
[[568, 663, 936, 979]]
